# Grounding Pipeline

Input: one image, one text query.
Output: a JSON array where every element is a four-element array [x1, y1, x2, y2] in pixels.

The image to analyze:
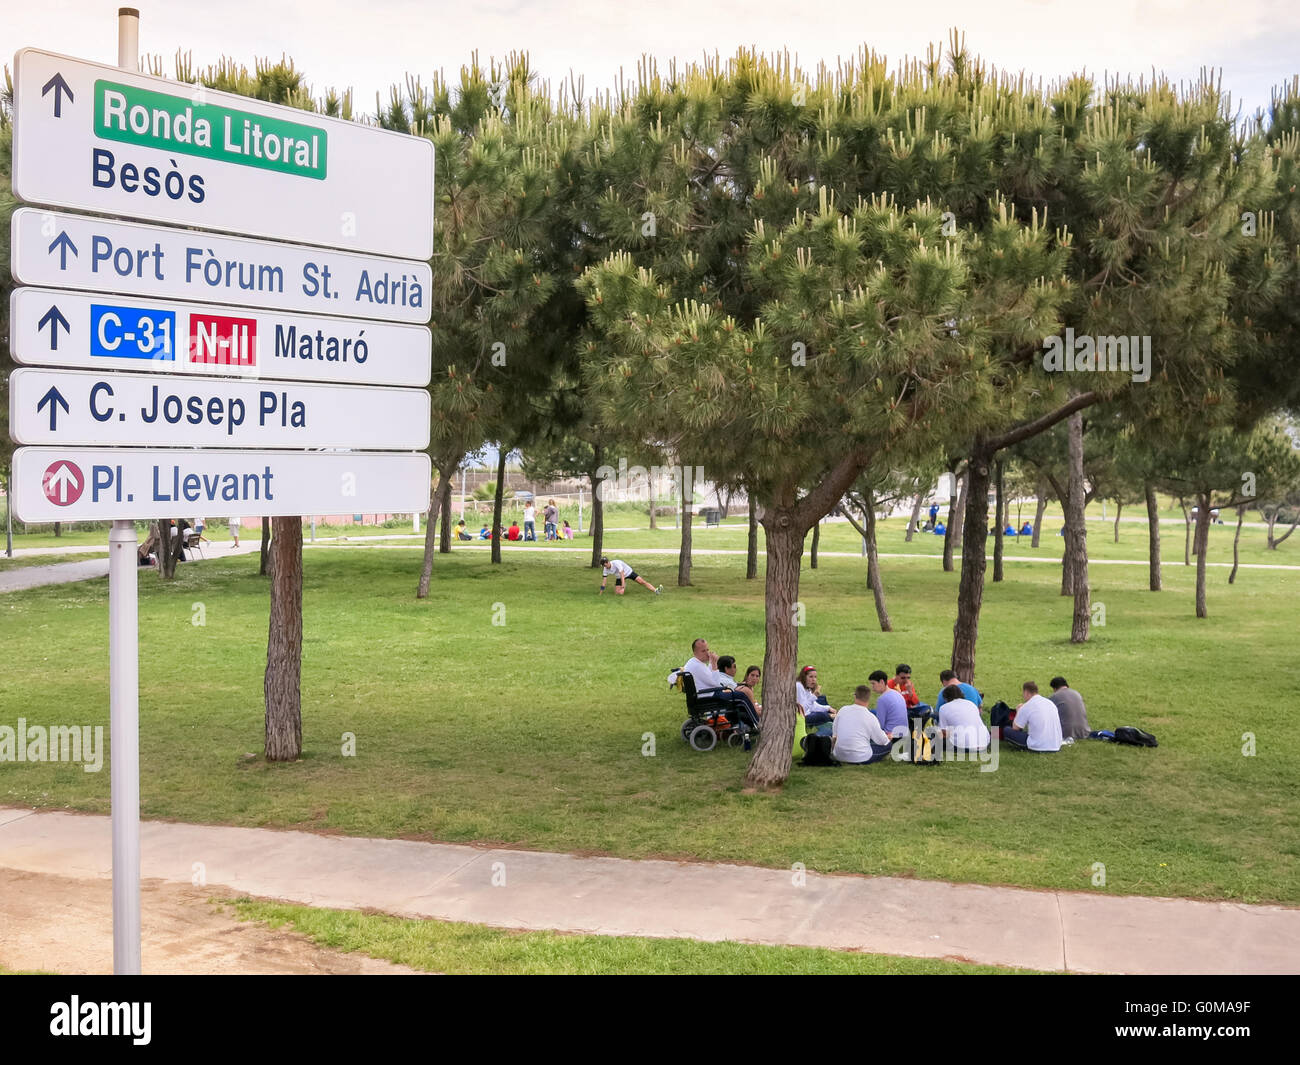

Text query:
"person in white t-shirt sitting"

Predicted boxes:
[[832, 685, 895, 765], [680, 638, 730, 694], [680, 640, 756, 729], [936, 684, 991, 753], [598, 557, 662, 595], [1002, 681, 1063, 752]]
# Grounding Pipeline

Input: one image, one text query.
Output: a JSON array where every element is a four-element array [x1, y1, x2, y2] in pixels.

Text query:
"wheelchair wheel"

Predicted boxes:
[[799, 735, 808, 752], [688, 724, 718, 752], [681, 720, 695, 742], [726, 731, 746, 748]]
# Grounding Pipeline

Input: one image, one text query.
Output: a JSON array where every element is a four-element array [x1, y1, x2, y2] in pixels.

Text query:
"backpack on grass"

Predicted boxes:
[[908, 719, 940, 766], [800, 734, 839, 767], [1112, 726, 1158, 748]]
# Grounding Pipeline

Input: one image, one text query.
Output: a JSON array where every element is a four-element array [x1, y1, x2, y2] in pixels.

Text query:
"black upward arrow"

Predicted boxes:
[[41, 73, 74, 118], [48, 231, 78, 269], [38, 386, 70, 431], [38, 306, 71, 350]]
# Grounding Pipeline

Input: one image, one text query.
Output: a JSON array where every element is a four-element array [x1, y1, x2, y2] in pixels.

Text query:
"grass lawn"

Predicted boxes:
[[225, 899, 1029, 974], [1, 517, 1297, 906]]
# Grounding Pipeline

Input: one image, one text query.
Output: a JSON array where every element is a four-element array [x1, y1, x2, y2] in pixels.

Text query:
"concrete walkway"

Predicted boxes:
[[0, 807, 1294, 974]]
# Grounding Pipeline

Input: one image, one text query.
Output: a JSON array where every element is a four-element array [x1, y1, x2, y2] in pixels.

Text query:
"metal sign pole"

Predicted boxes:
[[111, 5, 142, 977]]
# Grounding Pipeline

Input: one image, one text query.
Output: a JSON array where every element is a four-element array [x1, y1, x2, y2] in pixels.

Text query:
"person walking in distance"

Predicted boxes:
[[229, 517, 241, 548]]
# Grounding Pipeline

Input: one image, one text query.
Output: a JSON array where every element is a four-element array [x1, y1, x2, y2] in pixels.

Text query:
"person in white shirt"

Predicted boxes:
[[796, 665, 835, 728], [681, 638, 728, 693], [1003, 681, 1064, 752], [936, 684, 990, 752], [598, 557, 661, 595], [680, 641, 757, 730], [832, 686, 895, 764], [522, 502, 537, 541]]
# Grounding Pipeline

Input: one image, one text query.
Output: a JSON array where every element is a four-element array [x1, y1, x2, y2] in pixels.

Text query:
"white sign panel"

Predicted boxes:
[[10, 209, 432, 324], [12, 446, 432, 522], [11, 48, 434, 259], [10, 368, 431, 450], [11, 287, 432, 388]]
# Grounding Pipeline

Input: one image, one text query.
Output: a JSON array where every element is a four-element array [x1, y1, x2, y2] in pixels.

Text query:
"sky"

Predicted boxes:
[[3, 0, 1298, 121]]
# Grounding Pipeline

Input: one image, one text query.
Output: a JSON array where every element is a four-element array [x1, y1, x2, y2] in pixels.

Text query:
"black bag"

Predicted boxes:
[[1112, 726, 1158, 748], [988, 700, 1015, 729], [800, 734, 839, 767]]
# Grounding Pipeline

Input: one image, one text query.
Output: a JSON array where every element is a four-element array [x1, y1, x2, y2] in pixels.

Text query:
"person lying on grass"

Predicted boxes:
[[598, 557, 662, 596]]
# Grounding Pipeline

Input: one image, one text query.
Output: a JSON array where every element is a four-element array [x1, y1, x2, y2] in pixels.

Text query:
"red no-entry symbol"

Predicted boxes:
[[42, 460, 85, 507]]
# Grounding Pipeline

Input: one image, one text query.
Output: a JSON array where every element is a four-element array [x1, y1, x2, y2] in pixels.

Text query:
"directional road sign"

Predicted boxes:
[[10, 367, 431, 450], [10, 208, 433, 324], [12, 48, 434, 259], [11, 287, 432, 388], [11, 447, 433, 523]]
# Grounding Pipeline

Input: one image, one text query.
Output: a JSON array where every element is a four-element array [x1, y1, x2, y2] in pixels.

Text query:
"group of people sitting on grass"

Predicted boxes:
[[796, 663, 1090, 764], [457, 514, 575, 542], [681, 645, 1092, 765]]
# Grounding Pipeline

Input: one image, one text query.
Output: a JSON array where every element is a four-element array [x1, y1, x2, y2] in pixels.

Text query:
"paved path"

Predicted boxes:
[[0, 807, 1294, 974]]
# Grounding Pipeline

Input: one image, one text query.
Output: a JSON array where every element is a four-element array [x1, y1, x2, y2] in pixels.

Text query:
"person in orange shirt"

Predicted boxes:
[[888, 663, 934, 724]]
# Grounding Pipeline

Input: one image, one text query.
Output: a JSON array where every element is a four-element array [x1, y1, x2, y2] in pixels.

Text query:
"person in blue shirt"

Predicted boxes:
[[1020, 521, 1033, 536], [934, 522, 946, 535], [1004, 524, 1017, 536], [935, 668, 983, 711]]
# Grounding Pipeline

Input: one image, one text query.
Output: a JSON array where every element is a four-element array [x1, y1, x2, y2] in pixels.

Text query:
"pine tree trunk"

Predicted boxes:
[[1032, 488, 1047, 549], [1145, 481, 1162, 592], [156, 520, 183, 579], [942, 473, 961, 572], [439, 479, 452, 553], [905, 492, 923, 543], [1180, 498, 1191, 565], [416, 466, 452, 599], [264, 515, 303, 762], [259, 516, 271, 576], [491, 447, 508, 565], [993, 459, 1005, 583], [1268, 512, 1298, 549], [588, 445, 604, 568], [809, 522, 820, 569], [677, 490, 693, 587], [1229, 504, 1244, 585], [953, 470, 968, 547], [1066, 410, 1090, 643], [951, 449, 991, 682], [54, 522, 61, 538], [864, 492, 892, 632], [1195, 492, 1211, 617], [649, 499, 657, 530], [1113, 500, 1123, 543], [1266, 510, 1277, 548], [746, 507, 759, 580], [744, 513, 803, 791]]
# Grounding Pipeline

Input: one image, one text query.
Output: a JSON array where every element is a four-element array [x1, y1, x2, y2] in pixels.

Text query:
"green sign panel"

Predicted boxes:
[[93, 79, 328, 180]]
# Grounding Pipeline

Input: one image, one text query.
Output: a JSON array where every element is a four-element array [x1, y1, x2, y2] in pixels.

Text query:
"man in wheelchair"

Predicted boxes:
[[673, 639, 761, 748]]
